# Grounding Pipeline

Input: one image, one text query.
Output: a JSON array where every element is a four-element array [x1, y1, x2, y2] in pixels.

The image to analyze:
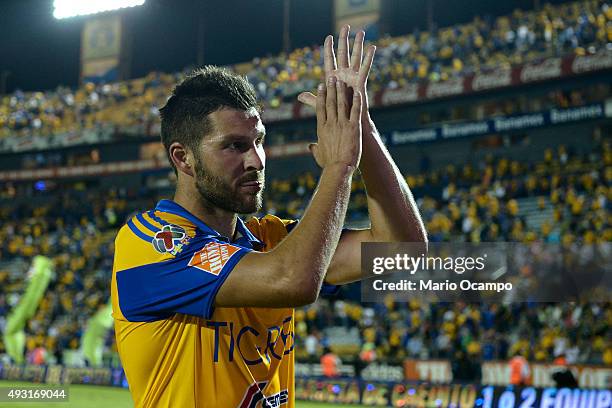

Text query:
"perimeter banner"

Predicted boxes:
[[372, 50, 612, 107], [295, 379, 612, 408], [402, 360, 612, 389], [2, 364, 610, 406]]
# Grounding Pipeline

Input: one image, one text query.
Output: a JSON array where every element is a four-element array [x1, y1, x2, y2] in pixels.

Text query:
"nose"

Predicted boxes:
[[244, 145, 265, 172]]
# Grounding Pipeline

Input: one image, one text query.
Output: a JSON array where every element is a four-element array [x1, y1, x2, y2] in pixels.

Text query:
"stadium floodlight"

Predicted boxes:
[[53, 0, 145, 19]]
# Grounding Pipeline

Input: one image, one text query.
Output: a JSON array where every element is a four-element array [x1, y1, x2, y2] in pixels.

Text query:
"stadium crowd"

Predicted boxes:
[[0, 133, 609, 368], [249, 0, 612, 102], [0, 0, 610, 141], [265, 138, 610, 245], [296, 299, 612, 366], [0, 187, 132, 365]]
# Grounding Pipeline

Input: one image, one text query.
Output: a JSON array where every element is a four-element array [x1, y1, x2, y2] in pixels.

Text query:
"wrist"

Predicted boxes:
[[322, 162, 357, 177], [361, 111, 374, 132]]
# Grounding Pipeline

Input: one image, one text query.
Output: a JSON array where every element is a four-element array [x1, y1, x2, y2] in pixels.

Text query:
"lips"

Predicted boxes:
[[240, 181, 262, 192], [237, 172, 264, 193]]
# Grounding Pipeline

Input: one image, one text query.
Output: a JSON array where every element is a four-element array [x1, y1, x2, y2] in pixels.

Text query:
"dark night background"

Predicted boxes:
[[0, 0, 573, 93]]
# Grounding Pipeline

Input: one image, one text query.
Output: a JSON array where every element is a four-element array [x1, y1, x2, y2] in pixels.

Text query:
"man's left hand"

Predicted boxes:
[[297, 25, 376, 117]]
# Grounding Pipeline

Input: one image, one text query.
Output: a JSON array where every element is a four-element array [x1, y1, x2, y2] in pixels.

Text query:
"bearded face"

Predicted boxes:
[[194, 152, 264, 214], [191, 107, 266, 214]]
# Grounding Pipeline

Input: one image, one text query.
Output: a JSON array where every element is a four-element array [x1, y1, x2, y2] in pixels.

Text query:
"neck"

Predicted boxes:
[[173, 185, 238, 239]]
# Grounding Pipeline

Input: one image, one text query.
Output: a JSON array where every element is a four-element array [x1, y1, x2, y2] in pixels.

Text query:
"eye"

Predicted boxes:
[[255, 137, 264, 146], [227, 142, 247, 151]]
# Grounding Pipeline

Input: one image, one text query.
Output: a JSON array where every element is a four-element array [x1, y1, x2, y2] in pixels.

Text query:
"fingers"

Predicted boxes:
[[297, 92, 316, 108], [326, 76, 337, 122], [350, 30, 365, 71], [336, 80, 348, 121], [359, 44, 376, 82], [324, 35, 337, 76], [304, 80, 353, 120], [316, 83, 326, 124], [337, 25, 350, 69], [349, 90, 362, 123]]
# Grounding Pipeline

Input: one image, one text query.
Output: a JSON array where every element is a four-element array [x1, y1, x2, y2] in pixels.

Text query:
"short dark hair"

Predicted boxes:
[[159, 66, 260, 173]]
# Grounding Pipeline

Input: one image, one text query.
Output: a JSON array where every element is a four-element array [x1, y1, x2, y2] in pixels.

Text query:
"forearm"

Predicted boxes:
[[215, 164, 355, 308], [360, 113, 427, 243], [269, 164, 354, 296]]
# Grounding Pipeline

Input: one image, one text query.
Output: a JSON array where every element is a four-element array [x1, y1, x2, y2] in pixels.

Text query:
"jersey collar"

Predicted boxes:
[[155, 199, 263, 249]]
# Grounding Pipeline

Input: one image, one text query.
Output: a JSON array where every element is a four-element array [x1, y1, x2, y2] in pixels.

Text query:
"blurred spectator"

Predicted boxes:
[[359, 343, 377, 363], [304, 330, 320, 363], [551, 354, 579, 388], [451, 350, 482, 383], [509, 352, 531, 385], [320, 346, 341, 378]]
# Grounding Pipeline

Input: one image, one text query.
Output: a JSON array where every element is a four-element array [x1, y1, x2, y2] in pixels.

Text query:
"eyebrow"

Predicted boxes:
[[221, 132, 266, 141]]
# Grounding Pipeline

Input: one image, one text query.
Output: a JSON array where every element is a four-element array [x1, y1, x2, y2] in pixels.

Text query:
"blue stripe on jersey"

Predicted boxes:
[[127, 219, 153, 242], [147, 211, 168, 226], [156, 199, 218, 236], [136, 212, 160, 234], [116, 239, 251, 321]]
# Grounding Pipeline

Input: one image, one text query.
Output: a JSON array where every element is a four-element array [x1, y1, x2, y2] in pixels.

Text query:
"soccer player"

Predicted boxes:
[[111, 26, 426, 407]]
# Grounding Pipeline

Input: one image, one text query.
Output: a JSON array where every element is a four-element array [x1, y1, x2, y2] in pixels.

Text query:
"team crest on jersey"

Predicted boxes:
[[152, 224, 187, 254], [188, 241, 241, 276]]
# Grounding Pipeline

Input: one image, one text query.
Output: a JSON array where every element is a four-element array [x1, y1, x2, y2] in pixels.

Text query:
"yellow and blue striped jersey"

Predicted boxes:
[[111, 199, 321, 408]]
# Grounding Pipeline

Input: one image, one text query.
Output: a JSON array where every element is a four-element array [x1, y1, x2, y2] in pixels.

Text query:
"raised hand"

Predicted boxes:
[[298, 25, 375, 114], [310, 77, 363, 169]]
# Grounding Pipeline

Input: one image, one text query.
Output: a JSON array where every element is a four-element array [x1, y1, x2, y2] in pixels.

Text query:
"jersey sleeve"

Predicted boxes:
[[114, 230, 251, 322]]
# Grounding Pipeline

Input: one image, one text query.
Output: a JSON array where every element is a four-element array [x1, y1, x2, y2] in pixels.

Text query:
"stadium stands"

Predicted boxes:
[[0, 0, 610, 142]]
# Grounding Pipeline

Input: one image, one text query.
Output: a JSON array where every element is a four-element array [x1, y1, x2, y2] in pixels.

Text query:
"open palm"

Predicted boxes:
[[298, 25, 376, 114]]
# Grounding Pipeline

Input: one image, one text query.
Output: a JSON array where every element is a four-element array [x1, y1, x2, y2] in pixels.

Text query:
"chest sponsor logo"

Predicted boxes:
[[189, 241, 241, 275]]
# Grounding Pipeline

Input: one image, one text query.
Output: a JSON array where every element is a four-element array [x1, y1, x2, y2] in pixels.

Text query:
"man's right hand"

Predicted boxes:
[[310, 77, 362, 170]]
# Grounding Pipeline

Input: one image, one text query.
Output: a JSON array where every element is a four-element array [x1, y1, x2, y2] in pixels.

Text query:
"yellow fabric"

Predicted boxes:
[[112, 211, 297, 408]]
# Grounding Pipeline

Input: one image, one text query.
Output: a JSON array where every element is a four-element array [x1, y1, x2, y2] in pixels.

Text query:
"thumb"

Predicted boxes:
[[309, 143, 323, 167], [298, 92, 316, 108], [308, 143, 318, 155]]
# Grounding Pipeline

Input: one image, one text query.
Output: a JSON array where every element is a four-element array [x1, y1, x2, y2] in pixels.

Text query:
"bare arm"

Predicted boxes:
[[326, 115, 427, 285], [298, 26, 427, 286], [216, 79, 363, 307]]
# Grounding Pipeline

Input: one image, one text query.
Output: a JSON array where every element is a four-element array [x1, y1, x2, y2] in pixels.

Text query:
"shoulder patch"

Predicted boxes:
[[152, 224, 188, 254], [188, 241, 241, 276]]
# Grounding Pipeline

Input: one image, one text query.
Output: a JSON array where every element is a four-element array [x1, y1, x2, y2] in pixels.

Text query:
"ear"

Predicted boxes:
[[169, 142, 195, 177]]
